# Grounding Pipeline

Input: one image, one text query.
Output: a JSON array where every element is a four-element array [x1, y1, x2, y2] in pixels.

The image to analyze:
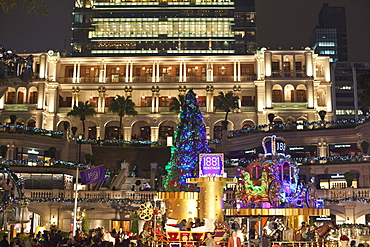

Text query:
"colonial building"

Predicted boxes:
[[0, 48, 332, 142]]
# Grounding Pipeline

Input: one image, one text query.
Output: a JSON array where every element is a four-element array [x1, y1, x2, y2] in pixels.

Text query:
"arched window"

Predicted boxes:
[[296, 84, 307, 102], [272, 84, 283, 102]]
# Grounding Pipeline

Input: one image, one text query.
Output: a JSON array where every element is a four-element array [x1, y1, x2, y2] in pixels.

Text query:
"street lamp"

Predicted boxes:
[[153, 195, 158, 245]]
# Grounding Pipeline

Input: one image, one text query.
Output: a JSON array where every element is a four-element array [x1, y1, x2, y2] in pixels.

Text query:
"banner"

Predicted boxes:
[[80, 166, 105, 185]]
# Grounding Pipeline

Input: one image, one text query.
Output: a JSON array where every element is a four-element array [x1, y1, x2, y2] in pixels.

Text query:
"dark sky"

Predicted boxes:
[[0, 0, 369, 62]]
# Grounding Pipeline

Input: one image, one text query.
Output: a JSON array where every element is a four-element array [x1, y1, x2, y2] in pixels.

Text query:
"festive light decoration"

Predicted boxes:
[[2, 159, 89, 169], [0, 124, 63, 136], [164, 89, 210, 191], [229, 115, 370, 138], [225, 155, 370, 166]]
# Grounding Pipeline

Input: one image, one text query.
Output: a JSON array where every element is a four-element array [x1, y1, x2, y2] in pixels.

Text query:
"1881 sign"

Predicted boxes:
[[199, 153, 224, 177]]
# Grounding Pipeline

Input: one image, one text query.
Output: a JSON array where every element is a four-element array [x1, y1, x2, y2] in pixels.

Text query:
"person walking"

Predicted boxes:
[[227, 231, 241, 247]]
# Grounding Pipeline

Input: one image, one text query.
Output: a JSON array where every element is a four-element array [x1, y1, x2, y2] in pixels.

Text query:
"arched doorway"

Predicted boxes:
[[26, 119, 36, 128], [132, 121, 151, 141], [17, 87, 27, 104], [85, 121, 97, 139], [159, 120, 177, 141], [28, 86, 38, 104], [105, 121, 120, 140], [213, 120, 233, 139], [284, 84, 295, 102], [6, 88, 16, 104], [242, 120, 255, 129]]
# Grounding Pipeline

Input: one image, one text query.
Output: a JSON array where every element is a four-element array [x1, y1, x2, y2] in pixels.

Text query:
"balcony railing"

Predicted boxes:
[[272, 102, 308, 109], [3, 104, 37, 111], [317, 187, 370, 200], [57, 75, 256, 84], [25, 189, 157, 201]]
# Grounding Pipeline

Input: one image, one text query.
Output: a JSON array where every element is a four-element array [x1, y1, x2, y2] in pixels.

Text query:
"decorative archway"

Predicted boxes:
[[213, 120, 234, 139], [241, 120, 255, 129]]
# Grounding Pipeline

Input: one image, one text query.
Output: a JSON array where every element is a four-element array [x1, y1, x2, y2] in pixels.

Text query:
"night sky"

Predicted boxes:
[[0, 0, 369, 62]]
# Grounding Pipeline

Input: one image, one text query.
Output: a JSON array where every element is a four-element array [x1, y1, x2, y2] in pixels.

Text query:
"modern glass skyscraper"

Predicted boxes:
[[309, 3, 348, 62], [71, 0, 256, 56]]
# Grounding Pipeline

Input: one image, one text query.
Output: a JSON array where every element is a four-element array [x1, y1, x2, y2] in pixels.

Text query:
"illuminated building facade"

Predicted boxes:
[[71, 0, 256, 55], [0, 49, 332, 141]]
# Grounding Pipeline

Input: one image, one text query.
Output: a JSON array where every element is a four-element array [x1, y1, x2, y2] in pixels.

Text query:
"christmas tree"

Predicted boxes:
[[164, 89, 210, 191]]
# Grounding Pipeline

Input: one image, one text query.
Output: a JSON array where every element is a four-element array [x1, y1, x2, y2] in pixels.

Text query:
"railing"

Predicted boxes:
[[272, 102, 308, 109], [317, 187, 370, 200], [271, 70, 308, 78], [3, 104, 37, 111], [25, 189, 157, 201], [57, 75, 256, 84]]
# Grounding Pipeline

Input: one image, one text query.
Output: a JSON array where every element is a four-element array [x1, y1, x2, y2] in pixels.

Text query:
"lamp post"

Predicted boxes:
[[153, 195, 158, 246]]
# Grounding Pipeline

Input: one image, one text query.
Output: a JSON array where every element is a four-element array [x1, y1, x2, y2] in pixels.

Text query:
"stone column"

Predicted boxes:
[[305, 51, 313, 77], [233, 85, 242, 111], [206, 59, 213, 82], [264, 51, 272, 77], [98, 86, 106, 113], [150, 126, 159, 142], [71, 87, 80, 108], [47, 82, 59, 113], [99, 60, 106, 83], [151, 86, 160, 113], [123, 127, 132, 141], [206, 85, 214, 113], [264, 81, 272, 109], [37, 83, 45, 109]]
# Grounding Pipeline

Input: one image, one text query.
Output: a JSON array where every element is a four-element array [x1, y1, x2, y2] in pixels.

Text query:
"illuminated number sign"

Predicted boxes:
[[199, 153, 224, 177], [262, 135, 286, 156]]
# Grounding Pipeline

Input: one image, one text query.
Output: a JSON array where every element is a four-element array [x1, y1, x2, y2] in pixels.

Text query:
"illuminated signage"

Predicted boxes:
[[334, 144, 351, 148], [330, 173, 344, 179], [289, 147, 304, 151], [199, 153, 224, 177], [27, 149, 39, 155], [244, 149, 256, 154]]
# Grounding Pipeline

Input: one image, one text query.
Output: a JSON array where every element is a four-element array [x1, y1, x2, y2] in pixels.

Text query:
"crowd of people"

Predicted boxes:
[[0, 228, 145, 247]]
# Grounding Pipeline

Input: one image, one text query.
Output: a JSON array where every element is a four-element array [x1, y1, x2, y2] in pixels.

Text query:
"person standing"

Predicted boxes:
[[227, 231, 241, 247], [204, 233, 216, 247], [2, 179, 13, 201], [0, 235, 10, 247]]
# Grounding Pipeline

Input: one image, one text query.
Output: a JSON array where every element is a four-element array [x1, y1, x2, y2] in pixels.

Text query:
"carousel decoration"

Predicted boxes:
[[235, 135, 318, 209]]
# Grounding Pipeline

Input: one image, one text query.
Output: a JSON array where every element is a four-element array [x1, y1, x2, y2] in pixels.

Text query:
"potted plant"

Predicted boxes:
[[361, 141, 369, 154], [344, 172, 355, 187]]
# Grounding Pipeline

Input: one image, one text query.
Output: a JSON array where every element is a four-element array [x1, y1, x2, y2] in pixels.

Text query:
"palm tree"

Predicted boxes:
[[108, 95, 138, 140], [214, 91, 240, 130], [67, 101, 97, 138], [169, 95, 185, 114]]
